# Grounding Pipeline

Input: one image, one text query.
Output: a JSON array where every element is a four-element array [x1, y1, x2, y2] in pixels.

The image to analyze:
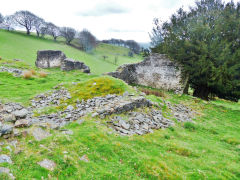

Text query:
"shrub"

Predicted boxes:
[[39, 71, 47, 78], [22, 70, 33, 79], [0, 57, 2, 60]]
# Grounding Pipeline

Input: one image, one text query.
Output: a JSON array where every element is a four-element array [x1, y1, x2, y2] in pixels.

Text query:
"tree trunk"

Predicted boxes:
[[54, 37, 57, 41], [36, 31, 39, 37], [193, 85, 210, 100], [183, 81, 189, 94], [26, 29, 30, 35]]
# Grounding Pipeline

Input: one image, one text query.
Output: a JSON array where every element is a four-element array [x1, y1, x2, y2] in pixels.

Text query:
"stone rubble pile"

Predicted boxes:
[[31, 89, 71, 108], [0, 66, 23, 76], [108, 110, 174, 135], [0, 102, 32, 138], [167, 102, 194, 122], [0, 87, 195, 138], [29, 91, 153, 130]]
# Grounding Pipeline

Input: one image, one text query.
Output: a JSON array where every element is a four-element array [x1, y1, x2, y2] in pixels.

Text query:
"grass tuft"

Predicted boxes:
[[23, 70, 33, 79], [183, 122, 197, 131], [39, 71, 47, 78]]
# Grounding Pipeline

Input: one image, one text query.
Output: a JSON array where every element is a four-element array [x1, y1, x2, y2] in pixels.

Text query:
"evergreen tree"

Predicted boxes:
[[151, 0, 240, 101]]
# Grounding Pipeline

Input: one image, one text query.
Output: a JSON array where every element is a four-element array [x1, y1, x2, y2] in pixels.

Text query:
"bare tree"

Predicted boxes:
[[40, 26, 48, 38], [33, 17, 45, 37], [78, 29, 97, 52], [1, 15, 14, 31], [47, 23, 60, 41], [0, 13, 3, 24], [60, 27, 76, 44], [12, 11, 36, 35]]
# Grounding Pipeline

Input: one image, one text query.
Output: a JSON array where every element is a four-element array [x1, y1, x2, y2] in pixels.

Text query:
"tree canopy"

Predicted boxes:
[[150, 0, 240, 101]]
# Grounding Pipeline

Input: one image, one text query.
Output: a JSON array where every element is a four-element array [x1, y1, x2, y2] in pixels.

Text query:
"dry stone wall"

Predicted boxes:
[[108, 53, 188, 94]]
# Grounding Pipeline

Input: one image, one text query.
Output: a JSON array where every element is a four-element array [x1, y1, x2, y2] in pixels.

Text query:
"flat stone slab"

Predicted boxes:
[[31, 127, 51, 141], [38, 159, 56, 171]]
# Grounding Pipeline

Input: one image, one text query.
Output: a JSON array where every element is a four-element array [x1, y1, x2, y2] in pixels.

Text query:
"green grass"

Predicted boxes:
[[0, 30, 240, 179], [0, 70, 97, 105], [0, 94, 239, 179], [0, 30, 142, 74]]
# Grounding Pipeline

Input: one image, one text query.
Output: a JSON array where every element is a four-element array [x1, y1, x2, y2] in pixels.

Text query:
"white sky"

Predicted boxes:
[[0, 0, 238, 42]]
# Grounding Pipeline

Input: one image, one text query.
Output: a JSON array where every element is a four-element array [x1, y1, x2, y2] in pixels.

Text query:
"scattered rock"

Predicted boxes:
[[108, 110, 174, 135], [31, 128, 51, 141], [0, 167, 15, 179], [38, 159, 56, 171], [0, 154, 12, 164], [61, 130, 73, 135], [13, 109, 28, 119], [2, 114, 16, 122], [0, 124, 13, 135], [79, 155, 89, 162], [0, 66, 23, 76], [14, 119, 30, 128]]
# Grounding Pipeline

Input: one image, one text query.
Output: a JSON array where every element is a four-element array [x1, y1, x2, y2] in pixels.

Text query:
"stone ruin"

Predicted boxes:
[[108, 53, 188, 94], [35, 50, 90, 73]]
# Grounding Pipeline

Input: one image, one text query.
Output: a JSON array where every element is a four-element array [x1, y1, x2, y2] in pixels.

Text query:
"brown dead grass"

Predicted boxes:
[[23, 71, 33, 79], [30, 69, 36, 75], [140, 88, 166, 98], [39, 71, 47, 78]]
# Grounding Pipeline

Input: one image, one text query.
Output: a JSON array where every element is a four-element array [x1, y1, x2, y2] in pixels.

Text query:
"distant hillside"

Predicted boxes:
[[0, 30, 142, 74]]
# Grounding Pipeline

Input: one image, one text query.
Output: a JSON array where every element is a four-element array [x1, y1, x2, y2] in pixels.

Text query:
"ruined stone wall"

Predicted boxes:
[[35, 50, 90, 73], [35, 50, 66, 68], [108, 53, 188, 94]]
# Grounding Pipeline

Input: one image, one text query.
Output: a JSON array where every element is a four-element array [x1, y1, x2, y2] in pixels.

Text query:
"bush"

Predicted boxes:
[[22, 71, 33, 79], [39, 71, 47, 78]]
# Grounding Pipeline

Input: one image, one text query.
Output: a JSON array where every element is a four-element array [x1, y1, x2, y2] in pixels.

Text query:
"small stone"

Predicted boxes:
[[14, 119, 30, 128], [61, 130, 73, 135], [119, 120, 130, 130], [66, 105, 74, 111], [65, 114, 72, 119], [91, 112, 98, 118], [38, 159, 56, 171], [79, 155, 89, 162], [0, 154, 12, 164], [13, 129, 21, 137], [2, 114, 16, 122], [13, 109, 28, 119], [1, 124, 13, 135]]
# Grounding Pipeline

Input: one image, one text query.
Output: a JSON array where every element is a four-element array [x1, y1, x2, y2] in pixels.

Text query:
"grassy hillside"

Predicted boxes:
[[0, 30, 240, 179], [0, 30, 142, 74], [0, 64, 240, 179]]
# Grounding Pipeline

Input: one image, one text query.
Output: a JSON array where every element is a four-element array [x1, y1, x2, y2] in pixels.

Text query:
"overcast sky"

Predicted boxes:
[[0, 0, 238, 42]]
